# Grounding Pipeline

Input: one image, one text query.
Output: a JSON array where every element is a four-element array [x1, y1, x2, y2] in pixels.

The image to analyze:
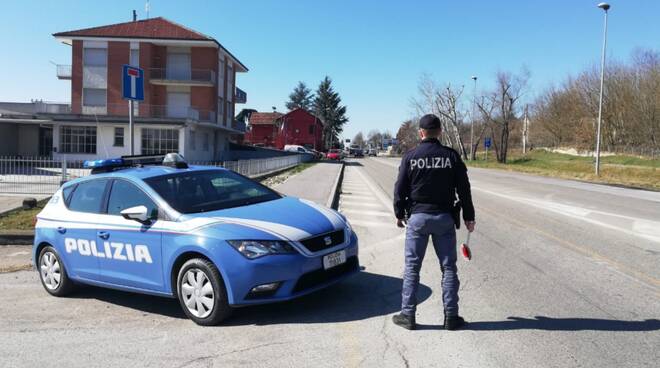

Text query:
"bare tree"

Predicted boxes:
[[367, 129, 383, 148], [411, 75, 469, 158], [477, 69, 530, 163]]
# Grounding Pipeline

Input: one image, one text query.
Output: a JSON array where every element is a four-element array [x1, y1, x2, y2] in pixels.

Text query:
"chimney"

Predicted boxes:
[[132, 10, 137, 22]]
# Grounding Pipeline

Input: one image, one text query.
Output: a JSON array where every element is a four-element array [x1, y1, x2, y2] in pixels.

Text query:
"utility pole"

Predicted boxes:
[[522, 104, 529, 155], [595, 2, 610, 176], [470, 76, 477, 160]]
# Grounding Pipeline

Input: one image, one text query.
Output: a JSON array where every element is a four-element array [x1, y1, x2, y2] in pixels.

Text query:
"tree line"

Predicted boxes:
[[285, 78, 348, 149], [395, 47, 660, 162]]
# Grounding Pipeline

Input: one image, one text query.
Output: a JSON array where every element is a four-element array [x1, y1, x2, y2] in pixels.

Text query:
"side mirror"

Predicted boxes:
[[120, 205, 151, 223]]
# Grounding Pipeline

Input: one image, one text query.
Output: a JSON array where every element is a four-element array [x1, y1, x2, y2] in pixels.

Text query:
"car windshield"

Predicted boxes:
[[144, 169, 281, 214]]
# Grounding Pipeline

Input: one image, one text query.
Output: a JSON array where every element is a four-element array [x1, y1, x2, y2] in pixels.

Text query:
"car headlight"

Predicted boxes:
[[227, 240, 296, 259]]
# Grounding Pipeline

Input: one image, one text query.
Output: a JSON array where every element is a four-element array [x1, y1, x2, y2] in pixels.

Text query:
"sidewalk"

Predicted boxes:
[[274, 162, 343, 207]]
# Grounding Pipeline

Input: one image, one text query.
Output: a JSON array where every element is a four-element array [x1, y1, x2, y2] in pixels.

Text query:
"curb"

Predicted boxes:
[[0, 230, 34, 245], [326, 162, 345, 210]]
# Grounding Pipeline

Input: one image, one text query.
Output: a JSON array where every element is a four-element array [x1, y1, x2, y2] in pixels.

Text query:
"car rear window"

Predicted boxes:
[[144, 170, 281, 214], [68, 179, 108, 214]]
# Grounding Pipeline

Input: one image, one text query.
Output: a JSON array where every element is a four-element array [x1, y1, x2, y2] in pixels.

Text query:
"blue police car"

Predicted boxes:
[[34, 154, 359, 325]]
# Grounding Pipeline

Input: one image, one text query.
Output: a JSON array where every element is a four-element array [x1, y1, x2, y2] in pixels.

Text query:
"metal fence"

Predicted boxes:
[[0, 155, 304, 196]]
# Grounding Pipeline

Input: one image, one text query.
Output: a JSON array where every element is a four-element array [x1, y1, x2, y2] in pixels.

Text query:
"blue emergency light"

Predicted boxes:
[[83, 158, 125, 169]]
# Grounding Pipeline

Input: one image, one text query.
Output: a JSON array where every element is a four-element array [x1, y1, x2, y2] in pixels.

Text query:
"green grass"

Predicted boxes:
[[468, 149, 660, 191], [0, 202, 45, 231]]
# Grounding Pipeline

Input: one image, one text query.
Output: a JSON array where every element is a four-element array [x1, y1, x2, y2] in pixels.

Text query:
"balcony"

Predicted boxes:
[[235, 87, 247, 104], [149, 68, 216, 87], [77, 103, 217, 124], [56, 65, 72, 80]]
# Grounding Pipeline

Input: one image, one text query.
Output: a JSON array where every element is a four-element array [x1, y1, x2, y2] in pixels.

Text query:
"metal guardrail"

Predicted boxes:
[[0, 155, 303, 195]]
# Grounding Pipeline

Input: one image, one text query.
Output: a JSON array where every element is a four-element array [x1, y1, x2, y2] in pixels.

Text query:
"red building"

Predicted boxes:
[[244, 112, 282, 147], [276, 109, 325, 150]]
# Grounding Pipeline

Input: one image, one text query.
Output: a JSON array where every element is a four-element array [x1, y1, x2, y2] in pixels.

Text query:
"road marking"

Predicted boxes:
[[339, 202, 385, 209], [341, 209, 393, 217], [8, 251, 30, 257], [474, 186, 660, 246], [478, 205, 660, 293], [354, 166, 394, 210], [347, 219, 396, 228]]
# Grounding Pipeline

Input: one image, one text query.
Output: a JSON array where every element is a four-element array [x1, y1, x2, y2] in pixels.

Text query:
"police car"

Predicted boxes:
[[34, 154, 359, 325]]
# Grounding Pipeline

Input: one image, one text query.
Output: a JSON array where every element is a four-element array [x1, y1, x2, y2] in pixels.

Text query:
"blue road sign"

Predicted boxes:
[[122, 65, 144, 101], [484, 137, 492, 149]]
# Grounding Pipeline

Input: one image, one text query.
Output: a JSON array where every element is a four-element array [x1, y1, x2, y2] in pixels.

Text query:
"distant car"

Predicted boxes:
[[326, 149, 342, 161], [33, 154, 359, 326], [353, 148, 364, 158], [368, 148, 377, 157], [284, 145, 311, 154]]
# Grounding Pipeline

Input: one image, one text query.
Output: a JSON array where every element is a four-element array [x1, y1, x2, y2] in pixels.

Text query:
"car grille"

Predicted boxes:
[[299, 230, 345, 253], [293, 256, 359, 293]]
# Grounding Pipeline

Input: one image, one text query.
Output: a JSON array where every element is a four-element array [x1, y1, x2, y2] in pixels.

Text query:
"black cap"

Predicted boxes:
[[419, 114, 441, 130]]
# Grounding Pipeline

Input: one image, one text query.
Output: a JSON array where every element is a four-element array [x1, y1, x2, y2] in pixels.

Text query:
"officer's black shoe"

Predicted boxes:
[[444, 315, 466, 330], [392, 313, 416, 330]]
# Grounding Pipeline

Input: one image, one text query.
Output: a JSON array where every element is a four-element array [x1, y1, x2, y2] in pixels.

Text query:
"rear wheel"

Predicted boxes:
[[38, 246, 75, 296], [176, 258, 231, 326]]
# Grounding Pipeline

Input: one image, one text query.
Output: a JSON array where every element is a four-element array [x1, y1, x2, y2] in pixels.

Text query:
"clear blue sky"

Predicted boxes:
[[1, 0, 658, 140]]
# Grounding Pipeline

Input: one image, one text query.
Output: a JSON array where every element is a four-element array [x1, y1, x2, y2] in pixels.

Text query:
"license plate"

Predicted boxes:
[[323, 250, 347, 270]]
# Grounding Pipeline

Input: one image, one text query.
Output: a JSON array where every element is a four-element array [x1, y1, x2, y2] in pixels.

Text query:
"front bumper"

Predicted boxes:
[[227, 231, 360, 306]]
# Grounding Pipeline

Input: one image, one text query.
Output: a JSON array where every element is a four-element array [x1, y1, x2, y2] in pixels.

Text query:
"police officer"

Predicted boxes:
[[392, 114, 475, 331]]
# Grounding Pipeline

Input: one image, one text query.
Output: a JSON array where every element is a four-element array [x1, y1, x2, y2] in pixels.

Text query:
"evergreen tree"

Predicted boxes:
[[285, 81, 314, 111], [313, 76, 348, 148]]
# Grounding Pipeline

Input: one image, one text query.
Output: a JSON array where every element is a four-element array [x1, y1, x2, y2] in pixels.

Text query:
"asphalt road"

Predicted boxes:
[[0, 157, 658, 367]]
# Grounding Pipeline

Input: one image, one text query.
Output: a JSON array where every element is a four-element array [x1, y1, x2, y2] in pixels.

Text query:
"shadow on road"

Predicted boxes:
[[417, 316, 660, 332], [344, 161, 363, 167], [67, 271, 431, 324], [70, 286, 187, 319]]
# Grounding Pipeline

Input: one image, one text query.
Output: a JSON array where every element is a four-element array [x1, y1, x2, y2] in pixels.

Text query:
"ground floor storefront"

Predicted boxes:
[[0, 120, 240, 162]]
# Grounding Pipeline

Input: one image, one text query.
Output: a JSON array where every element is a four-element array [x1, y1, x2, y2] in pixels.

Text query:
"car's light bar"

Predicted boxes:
[[84, 153, 188, 174], [83, 158, 125, 169]]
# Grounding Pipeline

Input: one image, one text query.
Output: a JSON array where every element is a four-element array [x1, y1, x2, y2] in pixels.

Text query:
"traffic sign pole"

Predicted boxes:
[[129, 100, 134, 155]]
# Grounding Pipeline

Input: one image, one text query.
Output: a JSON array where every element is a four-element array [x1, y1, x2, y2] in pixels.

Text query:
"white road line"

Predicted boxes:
[[341, 194, 377, 201], [339, 202, 385, 209], [340, 209, 393, 217], [8, 251, 30, 257], [474, 186, 660, 246], [348, 220, 397, 228], [354, 166, 394, 209]]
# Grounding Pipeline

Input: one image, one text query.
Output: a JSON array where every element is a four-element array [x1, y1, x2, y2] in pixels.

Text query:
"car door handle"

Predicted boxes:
[[57, 227, 66, 234], [98, 231, 110, 240]]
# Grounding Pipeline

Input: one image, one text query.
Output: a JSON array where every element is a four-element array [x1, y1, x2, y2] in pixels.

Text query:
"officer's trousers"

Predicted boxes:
[[401, 212, 459, 317]]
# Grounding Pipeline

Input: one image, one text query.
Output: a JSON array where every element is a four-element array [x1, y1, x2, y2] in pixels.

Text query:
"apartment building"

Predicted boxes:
[[0, 17, 248, 161]]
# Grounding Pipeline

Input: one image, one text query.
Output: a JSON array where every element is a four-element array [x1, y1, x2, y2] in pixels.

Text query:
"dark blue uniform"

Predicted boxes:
[[393, 137, 475, 318]]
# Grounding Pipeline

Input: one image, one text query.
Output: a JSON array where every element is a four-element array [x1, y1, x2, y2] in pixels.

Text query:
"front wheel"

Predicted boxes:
[[176, 258, 232, 326], [38, 246, 75, 296]]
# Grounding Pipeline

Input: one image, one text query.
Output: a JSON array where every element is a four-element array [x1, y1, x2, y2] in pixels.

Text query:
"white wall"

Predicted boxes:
[[182, 125, 222, 162], [52, 123, 184, 161]]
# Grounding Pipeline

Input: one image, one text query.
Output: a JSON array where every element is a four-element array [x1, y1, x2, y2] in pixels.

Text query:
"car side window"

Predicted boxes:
[[107, 180, 158, 218], [68, 179, 108, 214]]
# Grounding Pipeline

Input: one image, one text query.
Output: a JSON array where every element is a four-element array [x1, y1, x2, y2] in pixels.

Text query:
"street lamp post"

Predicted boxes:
[[470, 76, 478, 160], [595, 2, 610, 176]]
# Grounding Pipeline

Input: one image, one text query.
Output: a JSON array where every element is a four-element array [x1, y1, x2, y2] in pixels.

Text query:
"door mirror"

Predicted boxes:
[[120, 205, 151, 223]]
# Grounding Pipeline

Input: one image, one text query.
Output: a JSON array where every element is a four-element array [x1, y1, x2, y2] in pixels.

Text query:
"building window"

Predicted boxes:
[[203, 133, 209, 151], [83, 48, 107, 66], [83, 88, 106, 107], [309, 125, 315, 135], [114, 127, 124, 147], [190, 130, 196, 150], [141, 128, 179, 155], [60, 126, 97, 154]]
